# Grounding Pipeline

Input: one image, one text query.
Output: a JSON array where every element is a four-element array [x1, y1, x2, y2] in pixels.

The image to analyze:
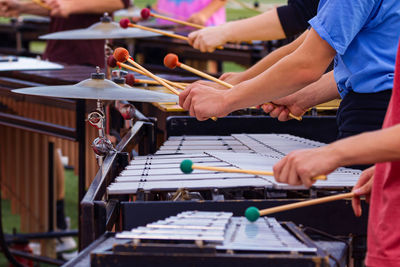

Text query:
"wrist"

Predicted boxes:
[[222, 22, 235, 43], [223, 82, 247, 112], [325, 143, 346, 168]]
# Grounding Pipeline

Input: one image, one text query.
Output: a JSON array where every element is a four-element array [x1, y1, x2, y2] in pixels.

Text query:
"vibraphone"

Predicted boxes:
[[81, 116, 368, 265], [66, 211, 349, 266]]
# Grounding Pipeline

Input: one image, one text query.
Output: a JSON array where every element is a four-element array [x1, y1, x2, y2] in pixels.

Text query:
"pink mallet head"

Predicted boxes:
[[140, 8, 151, 20], [119, 18, 131, 29]]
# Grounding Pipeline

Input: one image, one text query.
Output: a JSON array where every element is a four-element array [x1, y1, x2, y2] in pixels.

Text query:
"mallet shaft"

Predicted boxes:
[[191, 164, 327, 180], [118, 62, 186, 90], [127, 23, 222, 49], [128, 23, 188, 41], [126, 58, 181, 95], [151, 13, 204, 29], [259, 192, 355, 216]]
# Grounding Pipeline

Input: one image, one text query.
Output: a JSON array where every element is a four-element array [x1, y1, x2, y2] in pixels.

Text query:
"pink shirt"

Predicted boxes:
[[155, 0, 226, 26], [366, 40, 400, 267]]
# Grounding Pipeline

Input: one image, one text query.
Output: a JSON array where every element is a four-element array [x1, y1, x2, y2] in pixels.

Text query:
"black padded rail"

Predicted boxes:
[[166, 116, 338, 144]]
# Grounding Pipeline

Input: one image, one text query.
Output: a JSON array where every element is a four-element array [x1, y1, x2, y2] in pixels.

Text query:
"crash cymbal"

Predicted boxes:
[[0, 56, 63, 72], [12, 72, 178, 102], [39, 15, 164, 40]]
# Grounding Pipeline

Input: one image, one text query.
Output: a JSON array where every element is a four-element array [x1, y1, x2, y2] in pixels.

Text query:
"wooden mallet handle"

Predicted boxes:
[[180, 159, 326, 180], [108, 55, 186, 90], [113, 48, 180, 95], [120, 19, 223, 49], [245, 192, 355, 222], [113, 48, 217, 121], [164, 53, 301, 121], [192, 165, 326, 180], [141, 8, 204, 29], [260, 192, 355, 216]]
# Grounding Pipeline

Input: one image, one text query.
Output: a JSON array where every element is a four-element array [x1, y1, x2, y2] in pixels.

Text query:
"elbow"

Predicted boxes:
[[294, 68, 322, 87]]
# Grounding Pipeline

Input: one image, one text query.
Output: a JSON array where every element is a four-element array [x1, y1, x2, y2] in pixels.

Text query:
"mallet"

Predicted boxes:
[[164, 53, 302, 121], [107, 55, 186, 90], [113, 49, 218, 121], [120, 18, 223, 49], [113, 47, 181, 95], [141, 8, 204, 29], [180, 159, 326, 179], [245, 192, 355, 222]]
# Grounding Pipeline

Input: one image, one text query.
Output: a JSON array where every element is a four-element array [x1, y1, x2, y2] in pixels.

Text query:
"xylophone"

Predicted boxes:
[[81, 116, 368, 266], [66, 211, 349, 266], [107, 141, 360, 197]]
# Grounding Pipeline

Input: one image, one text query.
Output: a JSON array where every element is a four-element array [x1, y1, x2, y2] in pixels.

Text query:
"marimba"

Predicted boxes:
[[0, 65, 100, 236], [66, 211, 349, 266]]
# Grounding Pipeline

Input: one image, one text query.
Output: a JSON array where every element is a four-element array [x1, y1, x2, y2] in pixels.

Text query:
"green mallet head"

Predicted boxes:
[[180, 159, 194, 174], [245, 206, 260, 222]]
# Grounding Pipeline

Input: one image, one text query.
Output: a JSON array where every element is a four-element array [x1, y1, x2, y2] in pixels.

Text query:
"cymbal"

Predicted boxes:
[[39, 20, 163, 40], [0, 56, 63, 72], [12, 74, 178, 102], [114, 7, 141, 17]]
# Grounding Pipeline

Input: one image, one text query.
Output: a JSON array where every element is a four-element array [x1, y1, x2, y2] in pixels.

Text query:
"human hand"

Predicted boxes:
[[188, 25, 229, 53], [187, 11, 208, 26], [0, 0, 20, 17], [273, 147, 338, 188], [219, 71, 246, 86], [351, 166, 374, 217], [261, 95, 306, 121], [194, 80, 228, 90], [179, 81, 231, 120], [45, 0, 73, 17]]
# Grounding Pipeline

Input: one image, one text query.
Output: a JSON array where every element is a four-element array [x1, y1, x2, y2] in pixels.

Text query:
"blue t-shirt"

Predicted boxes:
[[309, 0, 400, 98]]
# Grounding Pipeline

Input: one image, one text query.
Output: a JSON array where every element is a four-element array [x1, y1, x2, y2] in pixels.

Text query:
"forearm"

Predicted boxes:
[[67, 0, 124, 14], [198, 0, 226, 19], [292, 71, 340, 110], [327, 124, 400, 166], [17, 2, 50, 16], [238, 30, 308, 81], [223, 8, 285, 43], [225, 29, 335, 111]]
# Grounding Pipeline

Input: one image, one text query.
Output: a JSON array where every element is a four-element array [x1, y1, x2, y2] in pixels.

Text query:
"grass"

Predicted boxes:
[[0, 168, 78, 266]]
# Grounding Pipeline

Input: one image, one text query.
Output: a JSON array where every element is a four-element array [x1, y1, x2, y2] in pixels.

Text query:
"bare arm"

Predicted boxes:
[[179, 28, 336, 121], [221, 7, 285, 42], [0, 0, 50, 17], [225, 29, 336, 112], [264, 71, 340, 121], [188, 7, 287, 52], [218, 30, 309, 85], [187, 0, 226, 26], [45, 0, 124, 17]]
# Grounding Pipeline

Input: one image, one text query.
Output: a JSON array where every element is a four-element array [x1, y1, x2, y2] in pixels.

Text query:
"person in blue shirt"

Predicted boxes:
[[179, 0, 400, 142]]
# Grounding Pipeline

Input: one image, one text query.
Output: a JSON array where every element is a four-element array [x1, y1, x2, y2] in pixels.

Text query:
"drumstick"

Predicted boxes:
[[164, 53, 302, 121], [31, 0, 51, 10], [180, 159, 327, 180], [107, 55, 186, 90], [141, 8, 204, 29], [245, 192, 355, 222], [119, 18, 223, 50]]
